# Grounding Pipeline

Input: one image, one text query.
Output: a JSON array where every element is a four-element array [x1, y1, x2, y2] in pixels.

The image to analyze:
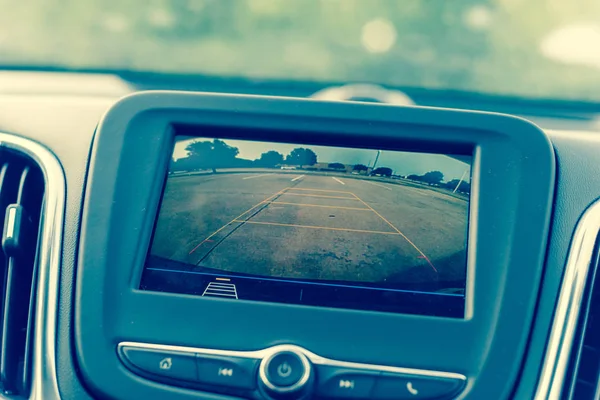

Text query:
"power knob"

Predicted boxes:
[[258, 349, 313, 399]]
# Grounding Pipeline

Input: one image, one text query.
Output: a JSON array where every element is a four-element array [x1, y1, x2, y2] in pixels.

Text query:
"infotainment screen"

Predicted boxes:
[[141, 136, 472, 317]]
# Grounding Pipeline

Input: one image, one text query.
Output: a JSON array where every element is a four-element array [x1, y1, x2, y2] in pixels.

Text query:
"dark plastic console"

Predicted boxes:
[[118, 342, 466, 399]]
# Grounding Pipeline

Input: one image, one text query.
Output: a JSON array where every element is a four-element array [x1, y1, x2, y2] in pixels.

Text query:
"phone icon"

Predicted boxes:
[[406, 381, 419, 396]]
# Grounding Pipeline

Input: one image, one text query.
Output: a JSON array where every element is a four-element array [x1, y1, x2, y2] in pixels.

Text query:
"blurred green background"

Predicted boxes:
[[1, 0, 599, 100]]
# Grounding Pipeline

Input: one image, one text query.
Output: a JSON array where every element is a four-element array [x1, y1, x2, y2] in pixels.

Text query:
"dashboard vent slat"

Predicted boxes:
[[0, 149, 44, 397]]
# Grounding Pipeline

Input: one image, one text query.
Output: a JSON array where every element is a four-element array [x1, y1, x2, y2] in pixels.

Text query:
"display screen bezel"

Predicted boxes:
[[75, 92, 555, 400], [140, 132, 473, 318]]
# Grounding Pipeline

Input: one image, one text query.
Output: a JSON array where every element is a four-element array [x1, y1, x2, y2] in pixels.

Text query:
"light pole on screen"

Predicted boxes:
[[453, 169, 469, 193], [372, 150, 381, 169]]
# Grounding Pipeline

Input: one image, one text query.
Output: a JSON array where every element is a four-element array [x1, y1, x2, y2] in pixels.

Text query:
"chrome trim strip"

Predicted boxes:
[[118, 341, 467, 382], [534, 199, 600, 400], [258, 346, 312, 395], [0, 133, 65, 400]]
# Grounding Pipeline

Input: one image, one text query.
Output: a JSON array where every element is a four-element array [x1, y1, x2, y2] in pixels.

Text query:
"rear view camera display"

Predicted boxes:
[[141, 136, 471, 317]]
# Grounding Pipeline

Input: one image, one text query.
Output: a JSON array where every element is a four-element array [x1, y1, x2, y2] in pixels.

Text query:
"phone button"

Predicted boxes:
[[372, 374, 464, 399]]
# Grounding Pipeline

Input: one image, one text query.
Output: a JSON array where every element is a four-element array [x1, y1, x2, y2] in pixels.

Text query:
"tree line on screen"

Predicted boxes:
[[172, 139, 319, 172], [365, 167, 470, 192], [406, 171, 471, 192], [172, 139, 469, 193]]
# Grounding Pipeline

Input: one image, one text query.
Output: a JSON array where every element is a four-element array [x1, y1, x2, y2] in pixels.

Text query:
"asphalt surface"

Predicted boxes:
[[151, 171, 469, 287]]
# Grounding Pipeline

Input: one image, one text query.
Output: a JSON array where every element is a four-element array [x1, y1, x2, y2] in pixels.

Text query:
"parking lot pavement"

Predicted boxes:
[[151, 171, 469, 286]]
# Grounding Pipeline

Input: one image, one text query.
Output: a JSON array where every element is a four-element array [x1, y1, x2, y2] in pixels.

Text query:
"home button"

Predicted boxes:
[[119, 346, 198, 382]]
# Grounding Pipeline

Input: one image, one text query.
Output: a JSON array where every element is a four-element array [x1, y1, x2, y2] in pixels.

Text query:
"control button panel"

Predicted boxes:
[[118, 342, 466, 399]]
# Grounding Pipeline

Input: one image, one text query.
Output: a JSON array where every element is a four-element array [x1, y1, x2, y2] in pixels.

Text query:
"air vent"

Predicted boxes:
[[564, 236, 600, 399], [0, 147, 44, 397]]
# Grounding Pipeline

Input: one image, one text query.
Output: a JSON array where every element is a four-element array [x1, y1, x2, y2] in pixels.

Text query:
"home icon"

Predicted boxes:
[[159, 357, 172, 370]]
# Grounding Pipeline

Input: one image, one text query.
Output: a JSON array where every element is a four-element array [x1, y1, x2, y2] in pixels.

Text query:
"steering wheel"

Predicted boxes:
[[310, 83, 414, 105]]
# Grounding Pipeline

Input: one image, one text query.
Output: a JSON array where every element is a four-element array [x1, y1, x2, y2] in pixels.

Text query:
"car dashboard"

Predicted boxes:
[[1, 71, 600, 400]]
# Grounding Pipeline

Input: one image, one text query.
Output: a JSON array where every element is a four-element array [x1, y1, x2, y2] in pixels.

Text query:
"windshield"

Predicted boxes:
[[3, 0, 599, 101]]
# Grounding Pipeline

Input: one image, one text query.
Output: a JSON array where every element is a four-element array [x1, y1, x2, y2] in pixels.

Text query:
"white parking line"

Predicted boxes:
[[291, 175, 305, 182], [332, 177, 345, 185], [243, 173, 273, 180], [364, 180, 392, 191], [202, 282, 238, 299], [205, 287, 236, 293], [207, 283, 235, 288]]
